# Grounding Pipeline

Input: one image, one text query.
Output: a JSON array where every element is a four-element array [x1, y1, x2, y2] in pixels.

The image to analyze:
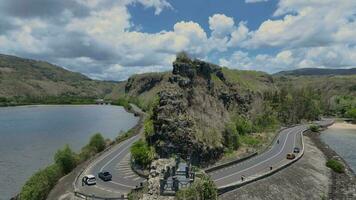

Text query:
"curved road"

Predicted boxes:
[[209, 125, 306, 188], [74, 105, 145, 198], [210, 119, 333, 188], [75, 117, 333, 197]]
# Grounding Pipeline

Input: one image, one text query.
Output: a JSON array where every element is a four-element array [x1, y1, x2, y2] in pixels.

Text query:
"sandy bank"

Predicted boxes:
[[329, 122, 356, 130]]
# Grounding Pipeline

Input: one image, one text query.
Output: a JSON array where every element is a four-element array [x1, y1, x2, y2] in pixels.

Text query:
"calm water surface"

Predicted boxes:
[[321, 124, 356, 172], [0, 105, 138, 199]]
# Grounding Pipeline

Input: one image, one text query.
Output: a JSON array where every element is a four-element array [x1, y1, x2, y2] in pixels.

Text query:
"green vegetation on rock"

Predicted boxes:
[[176, 175, 217, 200], [131, 139, 155, 168], [326, 159, 345, 173]]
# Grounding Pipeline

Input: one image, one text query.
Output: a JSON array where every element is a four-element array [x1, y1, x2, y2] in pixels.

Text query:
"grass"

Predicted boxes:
[[240, 135, 261, 147], [326, 159, 345, 173]]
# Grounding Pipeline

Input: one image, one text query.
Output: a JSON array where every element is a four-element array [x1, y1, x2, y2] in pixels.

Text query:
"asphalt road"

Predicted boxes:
[[75, 114, 333, 196], [75, 105, 146, 197], [209, 119, 334, 188]]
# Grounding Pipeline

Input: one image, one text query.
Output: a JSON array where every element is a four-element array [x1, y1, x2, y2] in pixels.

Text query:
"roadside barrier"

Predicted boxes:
[[74, 191, 128, 199], [217, 127, 307, 195]]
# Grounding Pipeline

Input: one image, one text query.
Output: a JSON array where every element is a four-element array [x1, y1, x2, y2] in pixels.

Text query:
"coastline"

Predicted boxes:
[[308, 121, 356, 199]]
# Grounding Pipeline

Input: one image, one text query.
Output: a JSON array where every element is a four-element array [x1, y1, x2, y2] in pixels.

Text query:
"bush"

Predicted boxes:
[[222, 123, 239, 150], [176, 175, 217, 200], [131, 140, 155, 167], [234, 116, 254, 135], [144, 118, 154, 137], [346, 108, 356, 120], [54, 145, 77, 174], [88, 133, 106, 153], [115, 96, 132, 110], [20, 164, 62, 200], [240, 135, 260, 147], [326, 159, 345, 173], [309, 124, 320, 132]]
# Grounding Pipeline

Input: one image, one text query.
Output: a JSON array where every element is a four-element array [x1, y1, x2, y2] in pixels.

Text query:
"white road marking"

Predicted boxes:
[[99, 135, 139, 172], [214, 128, 294, 182]]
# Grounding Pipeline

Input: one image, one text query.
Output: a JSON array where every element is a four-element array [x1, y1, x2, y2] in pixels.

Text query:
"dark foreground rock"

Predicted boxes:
[[219, 136, 331, 200]]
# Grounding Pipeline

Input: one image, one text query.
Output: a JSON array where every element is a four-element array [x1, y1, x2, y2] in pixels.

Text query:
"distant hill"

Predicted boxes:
[[0, 54, 116, 105], [275, 68, 356, 76]]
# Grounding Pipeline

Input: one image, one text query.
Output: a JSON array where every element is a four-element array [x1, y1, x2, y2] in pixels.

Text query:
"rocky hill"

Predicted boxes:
[[123, 54, 274, 166], [0, 54, 116, 105]]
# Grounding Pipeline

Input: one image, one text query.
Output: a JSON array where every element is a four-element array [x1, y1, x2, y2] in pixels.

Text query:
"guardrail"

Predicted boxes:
[[217, 127, 308, 194], [74, 191, 128, 200], [205, 152, 258, 173], [205, 126, 290, 173]]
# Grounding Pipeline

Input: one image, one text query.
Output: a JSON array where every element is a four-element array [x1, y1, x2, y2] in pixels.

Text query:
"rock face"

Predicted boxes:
[[147, 55, 254, 166]]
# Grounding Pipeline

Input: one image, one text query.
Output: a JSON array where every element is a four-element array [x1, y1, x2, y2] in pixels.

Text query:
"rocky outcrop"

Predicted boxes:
[[125, 73, 164, 95], [147, 56, 255, 166]]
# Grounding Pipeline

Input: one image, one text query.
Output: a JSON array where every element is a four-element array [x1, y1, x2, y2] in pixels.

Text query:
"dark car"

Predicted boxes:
[[98, 171, 112, 181], [293, 147, 300, 153]]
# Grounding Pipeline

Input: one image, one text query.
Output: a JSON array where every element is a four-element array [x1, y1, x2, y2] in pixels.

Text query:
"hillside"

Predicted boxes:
[[122, 54, 275, 166], [0, 54, 116, 105], [275, 68, 356, 76]]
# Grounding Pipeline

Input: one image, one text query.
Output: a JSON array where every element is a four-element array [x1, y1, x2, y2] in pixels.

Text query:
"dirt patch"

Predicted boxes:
[[219, 136, 330, 200]]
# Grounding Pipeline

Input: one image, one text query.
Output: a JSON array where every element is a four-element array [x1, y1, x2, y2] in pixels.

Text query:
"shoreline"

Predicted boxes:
[[308, 120, 356, 199], [327, 121, 356, 130]]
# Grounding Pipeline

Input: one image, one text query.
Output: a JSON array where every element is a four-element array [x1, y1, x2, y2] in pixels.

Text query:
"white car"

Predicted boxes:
[[82, 174, 96, 185]]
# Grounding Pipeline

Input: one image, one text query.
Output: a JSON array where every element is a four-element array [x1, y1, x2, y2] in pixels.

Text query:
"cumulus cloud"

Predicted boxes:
[[245, 0, 356, 49], [0, 0, 355, 80], [220, 45, 356, 73]]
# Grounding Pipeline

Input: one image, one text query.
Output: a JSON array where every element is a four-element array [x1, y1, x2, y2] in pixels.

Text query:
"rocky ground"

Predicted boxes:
[[219, 136, 331, 200]]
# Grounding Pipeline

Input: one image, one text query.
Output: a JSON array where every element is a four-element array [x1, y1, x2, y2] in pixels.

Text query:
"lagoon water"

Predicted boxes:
[[321, 123, 356, 173], [0, 105, 138, 199]]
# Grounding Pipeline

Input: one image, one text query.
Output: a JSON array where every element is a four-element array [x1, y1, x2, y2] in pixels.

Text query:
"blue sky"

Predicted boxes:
[[0, 0, 355, 80]]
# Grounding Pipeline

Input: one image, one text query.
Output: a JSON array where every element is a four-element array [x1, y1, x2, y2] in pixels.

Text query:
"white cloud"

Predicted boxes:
[[220, 45, 356, 73], [245, 0, 269, 3], [245, 0, 356, 49]]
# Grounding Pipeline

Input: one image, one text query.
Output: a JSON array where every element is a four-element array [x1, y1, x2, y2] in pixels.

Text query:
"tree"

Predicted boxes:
[[346, 108, 356, 120], [176, 175, 217, 200], [89, 133, 106, 153], [54, 145, 77, 174], [131, 140, 154, 167]]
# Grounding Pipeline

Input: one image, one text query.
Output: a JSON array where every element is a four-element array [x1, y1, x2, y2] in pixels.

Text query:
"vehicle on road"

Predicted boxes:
[[82, 175, 96, 185], [293, 147, 300, 153], [286, 153, 296, 160], [98, 171, 112, 181]]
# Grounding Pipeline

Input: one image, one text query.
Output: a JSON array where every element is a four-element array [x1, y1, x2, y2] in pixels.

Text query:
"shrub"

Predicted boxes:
[[144, 118, 154, 137], [346, 108, 356, 120], [326, 159, 345, 173], [88, 133, 106, 153], [222, 123, 239, 150], [234, 116, 254, 135], [115, 96, 132, 110], [240, 135, 260, 147], [54, 144, 77, 174], [309, 124, 320, 132], [131, 139, 155, 167], [20, 164, 62, 200], [176, 175, 217, 200]]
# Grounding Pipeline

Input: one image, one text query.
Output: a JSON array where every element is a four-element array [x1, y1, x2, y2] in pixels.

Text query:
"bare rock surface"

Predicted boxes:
[[219, 136, 331, 200]]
